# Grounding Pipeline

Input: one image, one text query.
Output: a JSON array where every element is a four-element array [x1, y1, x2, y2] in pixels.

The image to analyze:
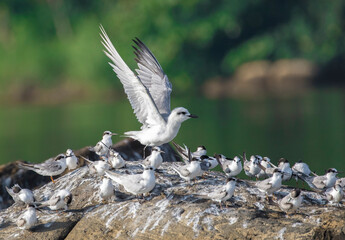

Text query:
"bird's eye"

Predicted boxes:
[[178, 111, 186, 115]]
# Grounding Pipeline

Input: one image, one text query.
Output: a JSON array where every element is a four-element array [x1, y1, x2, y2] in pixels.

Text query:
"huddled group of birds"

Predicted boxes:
[[4, 25, 344, 231]]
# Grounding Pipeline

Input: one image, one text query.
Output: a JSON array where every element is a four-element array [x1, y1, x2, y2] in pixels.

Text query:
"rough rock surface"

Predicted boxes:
[[0, 138, 178, 209], [0, 158, 344, 239]]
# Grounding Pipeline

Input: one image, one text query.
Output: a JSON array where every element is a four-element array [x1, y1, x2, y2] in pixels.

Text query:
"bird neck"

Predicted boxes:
[[166, 117, 183, 137], [143, 170, 154, 179]]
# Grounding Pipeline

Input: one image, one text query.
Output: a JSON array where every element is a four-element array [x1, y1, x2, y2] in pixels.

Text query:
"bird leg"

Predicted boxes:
[[143, 145, 148, 158], [50, 176, 56, 183]]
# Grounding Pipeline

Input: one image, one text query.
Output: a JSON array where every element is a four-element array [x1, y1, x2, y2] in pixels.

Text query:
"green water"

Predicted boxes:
[[1, 89, 344, 178]]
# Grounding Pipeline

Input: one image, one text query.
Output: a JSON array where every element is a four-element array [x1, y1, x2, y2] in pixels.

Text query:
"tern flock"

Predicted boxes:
[[6, 26, 344, 231]]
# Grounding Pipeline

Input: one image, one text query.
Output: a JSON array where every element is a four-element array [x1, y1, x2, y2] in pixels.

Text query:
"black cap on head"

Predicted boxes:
[[291, 188, 301, 197], [278, 158, 288, 164], [227, 177, 236, 182], [65, 194, 73, 205]]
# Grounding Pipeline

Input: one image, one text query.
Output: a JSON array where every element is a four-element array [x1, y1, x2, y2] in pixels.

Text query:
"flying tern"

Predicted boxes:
[[100, 26, 198, 148]]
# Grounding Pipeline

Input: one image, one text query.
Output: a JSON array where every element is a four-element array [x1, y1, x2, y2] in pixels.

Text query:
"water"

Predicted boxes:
[[0, 89, 344, 178]]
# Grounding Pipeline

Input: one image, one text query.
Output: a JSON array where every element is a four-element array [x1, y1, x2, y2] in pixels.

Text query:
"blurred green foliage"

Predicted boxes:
[[0, 0, 344, 94]]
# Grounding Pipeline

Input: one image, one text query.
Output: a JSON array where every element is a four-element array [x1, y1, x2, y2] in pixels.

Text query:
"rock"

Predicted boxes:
[[0, 159, 344, 239], [0, 139, 178, 210]]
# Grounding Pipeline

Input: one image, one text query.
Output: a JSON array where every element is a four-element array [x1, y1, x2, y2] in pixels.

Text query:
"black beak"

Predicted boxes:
[[188, 114, 198, 118]]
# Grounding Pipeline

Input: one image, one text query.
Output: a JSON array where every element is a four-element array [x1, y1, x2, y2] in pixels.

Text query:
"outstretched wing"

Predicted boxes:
[[100, 26, 165, 127], [133, 38, 172, 120]]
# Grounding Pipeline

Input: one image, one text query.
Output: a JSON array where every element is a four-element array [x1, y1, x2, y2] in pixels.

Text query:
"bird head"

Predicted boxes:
[[170, 107, 198, 123]]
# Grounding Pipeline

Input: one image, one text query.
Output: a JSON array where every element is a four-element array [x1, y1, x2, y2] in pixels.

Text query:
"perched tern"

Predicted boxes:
[[107, 149, 126, 169], [90, 131, 117, 156], [193, 146, 207, 158], [65, 149, 79, 170], [256, 157, 271, 179], [276, 158, 292, 181], [172, 143, 203, 181], [243, 153, 261, 179], [255, 169, 284, 196], [292, 160, 312, 177], [300, 168, 340, 192], [216, 154, 242, 177], [80, 155, 110, 176], [6, 184, 35, 205], [105, 166, 156, 196], [172, 142, 206, 160], [16, 206, 37, 230], [260, 158, 292, 181], [195, 177, 237, 208], [325, 184, 344, 204], [336, 177, 345, 188], [18, 154, 67, 183], [278, 189, 303, 213], [100, 26, 198, 148], [142, 147, 164, 170], [100, 178, 116, 201], [200, 155, 218, 170], [36, 189, 72, 211], [172, 159, 203, 182], [172, 142, 212, 172]]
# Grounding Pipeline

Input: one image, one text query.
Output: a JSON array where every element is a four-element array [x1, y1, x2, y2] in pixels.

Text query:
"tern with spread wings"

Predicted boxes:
[[100, 26, 198, 148]]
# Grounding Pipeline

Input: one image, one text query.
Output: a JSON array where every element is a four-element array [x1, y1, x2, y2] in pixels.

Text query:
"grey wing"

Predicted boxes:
[[41, 161, 63, 172], [17, 218, 26, 227], [176, 165, 192, 177], [256, 179, 272, 191], [47, 195, 61, 206], [312, 176, 327, 189], [100, 26, 165, 127], [279, 196, 293, 210], [208, 189, 227, 200], [133, 38, 172, 119]]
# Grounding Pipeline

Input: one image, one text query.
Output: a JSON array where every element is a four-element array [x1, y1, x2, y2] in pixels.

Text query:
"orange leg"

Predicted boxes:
[[50, 176, 56, 183]]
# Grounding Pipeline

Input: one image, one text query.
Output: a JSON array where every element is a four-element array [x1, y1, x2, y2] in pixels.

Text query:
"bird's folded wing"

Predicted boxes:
[[257, 179, 272, 190], [173, 165, 191, 177], [208, 189, 227, 200], [312, 176, 326, 188], [133, 38, 172, 120], [100, 26, 165, 127]]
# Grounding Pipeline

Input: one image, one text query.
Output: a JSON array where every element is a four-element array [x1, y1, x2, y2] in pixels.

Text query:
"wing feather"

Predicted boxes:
[[133, 38, 172, 120], [100, 26, 165, 127]]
